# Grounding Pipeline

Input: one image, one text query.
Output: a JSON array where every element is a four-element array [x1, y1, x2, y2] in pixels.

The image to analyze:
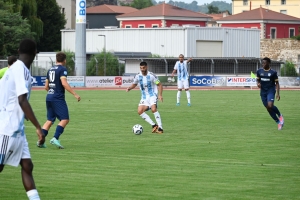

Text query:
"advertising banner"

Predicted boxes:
[[279, 77, 300, 86], [67, 76, 85, 87], [158, 76, 177, 86], [85, 76, 135, 87], [32, 76, 47, 86], [76, 0, 86, 23], [226, 77, 256, 86], [190, 76, 226, 87]]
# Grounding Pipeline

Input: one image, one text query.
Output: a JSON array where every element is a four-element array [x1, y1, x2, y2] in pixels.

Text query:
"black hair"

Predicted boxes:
[[7, 55, 17, 65], [19, 39, 37, 55], [140, 61, 147, 66], [262, 57, 271, 64]]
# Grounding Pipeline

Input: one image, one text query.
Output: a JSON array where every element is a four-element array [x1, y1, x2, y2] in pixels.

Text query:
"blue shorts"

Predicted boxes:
[[46, 101, 69, 122], [260, 90, 276, 107]]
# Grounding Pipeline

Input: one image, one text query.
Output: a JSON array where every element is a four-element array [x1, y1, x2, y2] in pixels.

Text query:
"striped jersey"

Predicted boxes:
[[174, 61, 189, 81], [0, 60, 31, 137], [133, 71, 160, 99]]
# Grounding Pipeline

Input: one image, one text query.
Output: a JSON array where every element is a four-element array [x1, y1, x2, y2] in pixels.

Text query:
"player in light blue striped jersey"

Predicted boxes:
[[171, 54, 192, 106], [127, 62, 164, 134]]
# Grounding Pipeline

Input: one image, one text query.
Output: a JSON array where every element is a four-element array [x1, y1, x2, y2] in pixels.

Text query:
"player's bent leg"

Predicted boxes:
[[177, 89, 182, 106], [0, 164, 4, 172]]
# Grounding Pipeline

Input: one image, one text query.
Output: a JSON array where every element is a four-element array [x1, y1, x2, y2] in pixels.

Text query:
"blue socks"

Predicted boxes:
[[54, 125, 64, 140], [42, 129, 48, 137], [272, 105, 281, 117]]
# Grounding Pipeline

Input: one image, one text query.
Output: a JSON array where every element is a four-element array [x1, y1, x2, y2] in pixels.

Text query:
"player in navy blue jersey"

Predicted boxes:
[[38, 52, 81, 149], [256, 57, 284, 130]]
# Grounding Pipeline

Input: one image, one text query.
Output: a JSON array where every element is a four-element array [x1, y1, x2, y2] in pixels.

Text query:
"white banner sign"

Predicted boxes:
[[76, 0, 86, 23], [67, 76, 84, 87], [226, 77, 257, 86], [85, 76, 135, 87]]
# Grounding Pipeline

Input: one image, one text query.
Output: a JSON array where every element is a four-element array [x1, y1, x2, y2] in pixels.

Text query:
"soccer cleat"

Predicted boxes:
[[278, 123, 283, 130], [152, 124, 158, 133], [187, 103, 191, 107], [156, 128, 163, 134], [37, 141, 46, 148], [176, 103, 180, 106], [50, 138, 64, 149], [279, 114, 284, 127]]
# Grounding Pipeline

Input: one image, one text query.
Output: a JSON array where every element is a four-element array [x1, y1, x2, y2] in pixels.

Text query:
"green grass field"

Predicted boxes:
[[1, 89, 300, 200]]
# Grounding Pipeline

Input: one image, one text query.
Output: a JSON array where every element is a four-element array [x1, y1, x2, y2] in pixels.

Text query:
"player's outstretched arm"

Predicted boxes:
[[127, 84, 138, 92], [171, 69, 177, 77], [276, 81, 280, 101], [61, 78, 81, 102], [157, 82, 163, 102], [187, 58, 193, 63], [45, 79, 49, 91], [18, 94, 45, 145]]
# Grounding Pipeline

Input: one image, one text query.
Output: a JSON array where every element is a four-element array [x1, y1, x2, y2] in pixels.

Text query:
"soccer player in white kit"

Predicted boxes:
[[126, 62, 164, 134], [171, 54, 192, 106], [0, 39, 45, 200]]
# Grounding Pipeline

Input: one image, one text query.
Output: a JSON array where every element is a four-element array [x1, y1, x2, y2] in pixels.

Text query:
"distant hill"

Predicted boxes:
[[87, 0, 232, 14], [158, 1, 231, 14]]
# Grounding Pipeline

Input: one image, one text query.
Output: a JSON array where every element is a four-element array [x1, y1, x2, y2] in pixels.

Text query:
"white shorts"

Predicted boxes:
[[138, 95, 157, 108], [0, 135, 31, 167], [178, 79, 189, 89]]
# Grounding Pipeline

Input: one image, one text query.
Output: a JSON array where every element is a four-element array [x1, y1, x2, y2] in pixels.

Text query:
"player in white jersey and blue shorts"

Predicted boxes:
[[171, 54, 192, 106], [0, 39, 44, 200], [126, 62, 164, 134]]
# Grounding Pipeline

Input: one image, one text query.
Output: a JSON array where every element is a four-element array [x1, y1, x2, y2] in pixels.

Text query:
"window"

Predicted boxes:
[[86, 20, 89, 29], [138, 24, 145, 28], [243, 0, 248, 5], [281, 0, 286, 4], [270, 28, 276, 39], [289, 28, 295, 37], [62, 8, 65, 14], [265, 0, 270, 5], [280, 10, 287, 14], [152, 24, 159, 28], [125, 25, 131, 28]]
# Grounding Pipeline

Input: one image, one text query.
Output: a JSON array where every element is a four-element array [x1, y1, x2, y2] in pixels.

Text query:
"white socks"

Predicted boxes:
[[140, 112, 155, 125], [154, 111, 163, 129], [177, 91, 181, 103], [27, 189, 40, 200], [186, 90, 191, 104], [177, 90, 191, 104]]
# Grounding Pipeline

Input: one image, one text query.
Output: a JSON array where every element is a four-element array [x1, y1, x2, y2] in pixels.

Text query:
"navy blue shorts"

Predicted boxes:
[[46, 101, 69, 122], [260, 90, 276, 107]]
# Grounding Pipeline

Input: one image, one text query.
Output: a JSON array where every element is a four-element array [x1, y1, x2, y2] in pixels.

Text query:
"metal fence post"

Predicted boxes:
[[164, 58, 168, 76], [211, 59, 214, 76], [235, 59, 238, 76], [94, 57, 98, 75]]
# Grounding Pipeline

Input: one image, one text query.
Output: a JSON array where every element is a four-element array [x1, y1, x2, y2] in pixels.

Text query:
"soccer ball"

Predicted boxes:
[[132, 124, 143, 135]]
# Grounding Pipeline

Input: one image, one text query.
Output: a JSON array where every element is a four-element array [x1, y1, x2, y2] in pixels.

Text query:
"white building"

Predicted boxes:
[[61, 27, 261, 58], [56, 0, 76, 29]]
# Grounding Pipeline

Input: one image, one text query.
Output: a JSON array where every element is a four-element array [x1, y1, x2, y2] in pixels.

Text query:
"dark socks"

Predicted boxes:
[[54, 125, 64, 140]]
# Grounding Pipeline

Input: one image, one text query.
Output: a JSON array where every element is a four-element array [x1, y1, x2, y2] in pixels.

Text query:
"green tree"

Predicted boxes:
[[36, 0, 66, 51], [129, 0, 153, 9], [0, 0, 35, 58], [87, 50, 123, 76], [4, 0, 43, 39], [64, 50, 75, 75], [281, 61, 298, 77], [207, 4, 219, 14]]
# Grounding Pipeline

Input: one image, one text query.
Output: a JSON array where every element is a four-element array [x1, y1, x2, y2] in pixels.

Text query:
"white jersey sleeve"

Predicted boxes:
[[12, 64, 29, 97], [150, 72, 160, 85], [133, 73, 139, 84], [174, 61, 179, 70]]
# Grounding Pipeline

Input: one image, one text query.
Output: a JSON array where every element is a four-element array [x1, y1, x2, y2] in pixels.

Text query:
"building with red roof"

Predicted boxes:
[[217, 7, 300, 39], [86, 4, 138, 28], [116, 3, 212, 28]]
